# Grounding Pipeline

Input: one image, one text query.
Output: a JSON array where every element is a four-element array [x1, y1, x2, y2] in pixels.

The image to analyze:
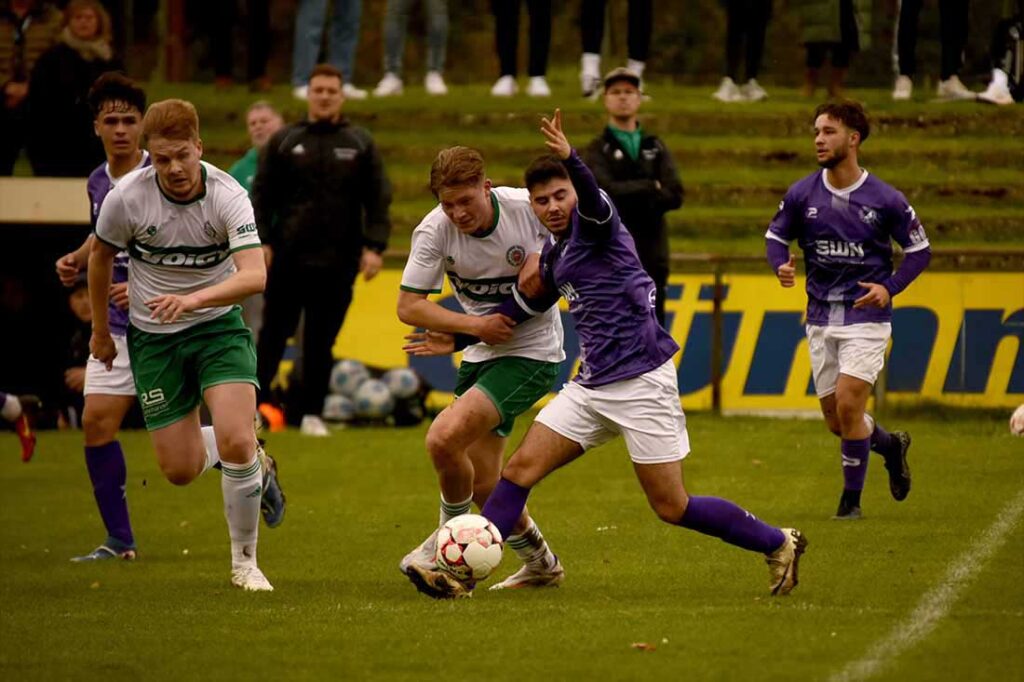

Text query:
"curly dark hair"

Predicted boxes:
[[814, 99, 870, 144]]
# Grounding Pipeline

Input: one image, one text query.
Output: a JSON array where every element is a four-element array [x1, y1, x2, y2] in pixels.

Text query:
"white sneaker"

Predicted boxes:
[[299, 414, 330, 437], [490, 75, 517, 97], [489, 555, 564, 590], [765, 528, 807, 596], [741, 78, 768, 102], [292, 85, 308, 100], [424, 71, 448, 96], [231, 565, 274, 592], [342, 83, 368, 100], [936, 75, 975, 101], [399, 529, 439, 575], [892, 75, 913, 100], [977, 80, 1014, 105], [580, 71, 601, 99], [526, 76, 551, 97], [712, 77, 743, 102], [373, 72, 403, 97]]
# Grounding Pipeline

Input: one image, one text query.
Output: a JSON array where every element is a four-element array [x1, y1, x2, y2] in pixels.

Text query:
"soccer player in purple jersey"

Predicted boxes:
[[408, 111, 807, 599], [765, 100, 930, 520]]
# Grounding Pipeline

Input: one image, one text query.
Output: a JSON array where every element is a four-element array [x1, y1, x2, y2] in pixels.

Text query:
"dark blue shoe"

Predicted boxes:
[[885, 432, 912, 502], [71, 537, 137, 562], [257, 440, 286, 528]]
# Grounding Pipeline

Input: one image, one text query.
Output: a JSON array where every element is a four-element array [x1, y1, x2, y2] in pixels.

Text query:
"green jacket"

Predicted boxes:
[[228, 147, 259, 195], [794, 0, 871, 50]]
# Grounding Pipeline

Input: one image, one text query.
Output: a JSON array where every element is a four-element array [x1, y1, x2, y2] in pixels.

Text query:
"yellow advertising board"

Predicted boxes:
[[329, 271, 1023, 411]]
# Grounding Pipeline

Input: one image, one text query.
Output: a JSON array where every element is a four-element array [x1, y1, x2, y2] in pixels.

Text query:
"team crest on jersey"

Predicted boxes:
[[333, 148, 358, 161], [445, 255, 455, 267], [642, 148, 658, 161], [860, 207, 880, 226], [506, 245, 526, 267], [202, 221, 217, 239], [145, 225, 159, 237]]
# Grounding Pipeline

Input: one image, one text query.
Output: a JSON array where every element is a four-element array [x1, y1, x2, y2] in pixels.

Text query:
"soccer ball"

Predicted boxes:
[[353, 379, 395, 419], [381, 367, 421, 399], [322, 394, 355, 422], [435, 514, 503, 582], [1010, 404, 1024, 436], [330, 359, 370, 397]]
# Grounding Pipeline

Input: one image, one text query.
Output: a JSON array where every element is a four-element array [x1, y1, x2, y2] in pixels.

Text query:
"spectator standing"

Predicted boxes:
[[582, 68, 683, 328], [490, 0, 551, 97], [211, 0, 272, 92], [794, 0, 871, 98], [229, 100, 283, 337], [27, 0, 119, 177], [579, 0, 652, 98], [711, 0, 773, 102], [253, 64, 391, 436], [892, 0, 973, 100], [978, 0, 1023, 105], [373, 0, 449, 97], [0, 0, 62, 175], [292, 0, 367, 100]]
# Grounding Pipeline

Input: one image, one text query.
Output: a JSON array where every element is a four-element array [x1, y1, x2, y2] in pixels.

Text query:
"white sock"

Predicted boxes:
[[581, 52, 601, 77], [992, 68, 1009, 89], [506, 518, 556, 568], [200, 425, 221, 473], [221, 456, 261, 570], [1, 394, 21, 422], [439, 494, 473, 526], [627, 59, 646, 78]]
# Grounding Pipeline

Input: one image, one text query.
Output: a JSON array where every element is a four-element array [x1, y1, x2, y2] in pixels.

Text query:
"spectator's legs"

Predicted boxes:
[[383, 0, 411, 76], [299, 266, 357, 419], [328, 0, 363, 83], [256, 260, 304, 407], [247, 0, 272, 82], [492, 0, 521, 77], [804, 43, 827, 96], [211, 0, 235, 81], [745, 0, 771, 81], [292, 0, 328, 86], [425, 0, 449, 74], [724, 0, 743, 81], [0, 102, 28, 176], [526, 0, 551, 77], [938, 0, 969, 80], [893, 0, 922, 77], [626, 0, 652, 65], [581, 0, 606, 54]]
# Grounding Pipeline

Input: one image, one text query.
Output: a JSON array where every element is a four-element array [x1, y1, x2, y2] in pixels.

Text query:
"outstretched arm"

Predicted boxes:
[[540, 109, 610, 224]]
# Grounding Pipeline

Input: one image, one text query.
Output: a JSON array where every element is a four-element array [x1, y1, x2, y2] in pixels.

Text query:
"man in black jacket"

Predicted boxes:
[[583, 68, 683, 328], [252, 63, 392, 435]]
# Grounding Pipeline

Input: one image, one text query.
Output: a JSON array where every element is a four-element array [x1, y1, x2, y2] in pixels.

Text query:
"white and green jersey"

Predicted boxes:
[[401, 187, 564, 364], [95, 161, 261, 334]]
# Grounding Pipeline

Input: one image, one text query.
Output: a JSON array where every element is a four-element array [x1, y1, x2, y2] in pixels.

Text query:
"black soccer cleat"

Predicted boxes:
[[257, 440, 286, 528], [884, 431, 912, 502], [833, 493, 863, 520]]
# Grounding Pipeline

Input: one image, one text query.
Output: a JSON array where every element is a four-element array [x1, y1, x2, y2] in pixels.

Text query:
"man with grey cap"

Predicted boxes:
[[582, 68, 683, 328]]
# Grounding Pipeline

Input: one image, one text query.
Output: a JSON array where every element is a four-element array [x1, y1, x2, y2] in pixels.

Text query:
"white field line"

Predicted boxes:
[[828, 487, 1024, 682]]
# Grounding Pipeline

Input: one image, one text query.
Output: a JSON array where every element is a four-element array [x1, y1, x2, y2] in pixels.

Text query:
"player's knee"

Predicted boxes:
[[425, 428, 459, 467], [160, 461, 197, 486], [836, 399, 863, 429], [825, 418, 842, 437], [650, 497, 687, 524], [217, 432, 255, 463], [82, 410, 117, 445]]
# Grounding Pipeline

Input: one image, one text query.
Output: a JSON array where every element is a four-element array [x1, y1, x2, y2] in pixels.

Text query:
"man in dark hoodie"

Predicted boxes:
[[583, 68, 683, 328], [252, 62, 392, 435]]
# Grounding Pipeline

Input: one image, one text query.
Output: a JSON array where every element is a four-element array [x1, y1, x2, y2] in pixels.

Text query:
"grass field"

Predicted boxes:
[[2, 412, 1022, 680]]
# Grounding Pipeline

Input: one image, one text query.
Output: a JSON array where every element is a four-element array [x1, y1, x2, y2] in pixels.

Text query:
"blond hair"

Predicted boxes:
[[429, 146, 486, 197], [142, 99, 200, 143], [64, 0, 113, 44]]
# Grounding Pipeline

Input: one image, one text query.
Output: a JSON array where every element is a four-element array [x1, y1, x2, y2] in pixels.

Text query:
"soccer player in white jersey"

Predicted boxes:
[[396, 146, 566, 597], [89, 99, 276, 591]]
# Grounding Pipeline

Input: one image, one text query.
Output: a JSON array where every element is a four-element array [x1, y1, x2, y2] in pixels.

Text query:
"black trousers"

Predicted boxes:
[[256, 259, 358, 419], [0, 100, 28, 176], [895, 0, 969, 80], [580, 0, 652, 61], [722, 0, 772, 81], [492, 0, 551, 77], [211, 0, 271, 81]]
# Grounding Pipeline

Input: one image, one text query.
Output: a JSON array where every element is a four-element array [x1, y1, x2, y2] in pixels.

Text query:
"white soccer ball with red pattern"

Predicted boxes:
[[435, 514, 503, 582], [1010, 404, 1024, 436]]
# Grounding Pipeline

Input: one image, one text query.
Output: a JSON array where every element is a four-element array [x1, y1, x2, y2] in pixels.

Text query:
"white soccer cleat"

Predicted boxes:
[[978, 80, 1014, 106], [712, 77, 743, 102], [399, 529, 439, 575], [526, 76, 551, 97], [342, 83, 368, 100], [490, 75, 517, 97], [292, 85, 308, 100], [765, 528, 807, 596], [489, 556, 564, 591], [892, 75, 913, 100], [424, 71, 448, 96], [299, 414, 330, 437], [936, 75, 975, 101], [374, 72, 404, 97], [231, 565, 274, 592], [741, 78, 768, 102]]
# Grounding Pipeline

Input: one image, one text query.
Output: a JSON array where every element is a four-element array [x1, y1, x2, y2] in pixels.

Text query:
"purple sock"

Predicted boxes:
[[85, 441, 134, 546], [678, 496, 786, 554], [841, 437, 871, 491], [870, 421, 895, 457], [480, 477, 531, 540]]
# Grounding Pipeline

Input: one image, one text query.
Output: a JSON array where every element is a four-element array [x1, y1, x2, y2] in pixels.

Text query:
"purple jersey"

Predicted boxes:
[[539, 152, 678, 387], [767, 169, 930, 326], [87, 154, 150, 336]]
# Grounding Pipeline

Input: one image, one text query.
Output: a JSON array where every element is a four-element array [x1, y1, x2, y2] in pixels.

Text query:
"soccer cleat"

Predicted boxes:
[[257, 440, 286, 528], [374, 72, 404, 97], [231, 565, 274, 592], [14, 396, 40, 463], [299, 414, 330, 437], [892, 75, 913, 100], [406, 563, 474, 600], [258, 403, 285, 433], [765, 528, 807, 596], [884, 431, 912, 502], [832, 500, 863, 520], [490, 75, 517, 97], [398, 529, 439, 576], [936, 75, 975, 101], [71, 541, 137, 563], [489, 555, 564, 591], [712, 77, 743, 102], [741, 78, 768, 102], [424, 71, 448, 96]]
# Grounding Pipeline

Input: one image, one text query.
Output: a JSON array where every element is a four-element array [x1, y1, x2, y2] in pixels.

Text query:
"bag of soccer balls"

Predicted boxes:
[[321, 359, 429, 427]]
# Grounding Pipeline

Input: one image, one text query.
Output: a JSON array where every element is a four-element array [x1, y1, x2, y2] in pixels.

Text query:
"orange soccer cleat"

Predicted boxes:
[[258, 403, 286, 433]]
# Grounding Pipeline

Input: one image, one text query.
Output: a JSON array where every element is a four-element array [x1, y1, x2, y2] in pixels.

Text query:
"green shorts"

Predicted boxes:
[[455, 356, 560, 437], [127, 307, 258, 430]]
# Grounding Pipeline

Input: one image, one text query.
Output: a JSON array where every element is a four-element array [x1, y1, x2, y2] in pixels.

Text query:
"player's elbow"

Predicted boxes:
[[396, 296, 420, 327]]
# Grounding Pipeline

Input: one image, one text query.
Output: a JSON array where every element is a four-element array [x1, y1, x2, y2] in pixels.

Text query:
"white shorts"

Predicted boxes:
[[535, 359, 690, 464], [806, 322, 891, 398], [84, 334, 136, 397]]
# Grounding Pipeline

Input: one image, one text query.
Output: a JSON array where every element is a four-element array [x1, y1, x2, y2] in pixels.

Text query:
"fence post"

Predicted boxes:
[[711, 260, 723, 414]]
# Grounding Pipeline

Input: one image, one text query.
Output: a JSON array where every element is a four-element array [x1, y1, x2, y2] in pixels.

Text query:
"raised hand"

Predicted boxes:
[[540, 109, 571, 160], [776, 254, 796, 288]]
